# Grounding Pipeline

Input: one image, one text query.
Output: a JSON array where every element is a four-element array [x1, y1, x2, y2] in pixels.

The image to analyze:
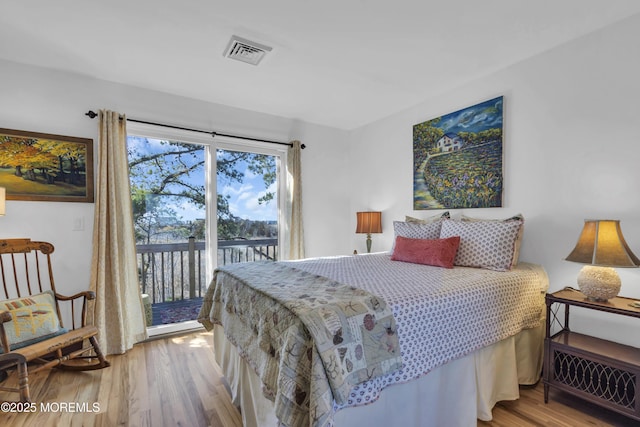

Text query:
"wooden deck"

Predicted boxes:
[[151, 298, 204, 326]]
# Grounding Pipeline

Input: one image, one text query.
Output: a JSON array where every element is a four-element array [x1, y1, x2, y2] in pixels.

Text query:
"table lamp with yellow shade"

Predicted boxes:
[[565, 219, 640, 301]]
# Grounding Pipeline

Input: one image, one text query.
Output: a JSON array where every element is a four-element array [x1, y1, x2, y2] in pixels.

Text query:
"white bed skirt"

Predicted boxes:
[[213, 322, 544, 427]]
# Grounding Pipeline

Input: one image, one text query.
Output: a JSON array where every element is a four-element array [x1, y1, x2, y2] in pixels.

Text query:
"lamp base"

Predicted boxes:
[[577, 265, 621, 302]]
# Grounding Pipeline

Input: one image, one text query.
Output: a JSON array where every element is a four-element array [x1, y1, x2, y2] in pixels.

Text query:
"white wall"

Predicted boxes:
[[0, 60, 350, 296], [3, 13, 640, 346], [348, 13, 640, 346]]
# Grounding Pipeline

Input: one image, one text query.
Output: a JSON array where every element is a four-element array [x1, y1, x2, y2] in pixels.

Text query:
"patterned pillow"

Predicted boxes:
[[392, 220, 443, 253], [405, 211, 450, 224], [461, 214, 525, 268], [0, 290, 64, 352], [391, 236, 460, 268], [440, 219, 523, 271]]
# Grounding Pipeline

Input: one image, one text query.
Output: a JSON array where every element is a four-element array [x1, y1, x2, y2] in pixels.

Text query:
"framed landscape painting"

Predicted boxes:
[[0, 128, 94, 202], [413, 96, 503, 210]]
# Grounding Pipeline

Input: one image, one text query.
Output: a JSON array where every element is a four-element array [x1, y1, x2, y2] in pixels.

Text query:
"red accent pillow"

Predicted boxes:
[[391, 236, 461, 268]]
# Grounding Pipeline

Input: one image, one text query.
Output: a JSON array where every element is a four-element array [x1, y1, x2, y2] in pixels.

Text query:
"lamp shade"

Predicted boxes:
[[565, 219, 640, 268], [356, 211, 382, 234], [0, 187, 5, 216]]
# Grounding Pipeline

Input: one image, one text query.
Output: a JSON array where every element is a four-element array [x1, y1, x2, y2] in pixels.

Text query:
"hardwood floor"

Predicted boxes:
[[0, 330, 633, 426], [0, 330, 241, 427], [480, 384, 632, 427]]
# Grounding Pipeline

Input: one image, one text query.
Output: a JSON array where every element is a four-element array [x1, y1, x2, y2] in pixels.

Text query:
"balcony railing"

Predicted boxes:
[[136, 237, 278, 305]]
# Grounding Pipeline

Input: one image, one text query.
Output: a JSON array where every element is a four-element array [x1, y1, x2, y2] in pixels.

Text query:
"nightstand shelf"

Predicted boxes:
[[544, 288, 640, 421]]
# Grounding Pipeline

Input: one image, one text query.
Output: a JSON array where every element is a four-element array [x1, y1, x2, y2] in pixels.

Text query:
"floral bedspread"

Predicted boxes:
[[198, 261, 402, 427], [280, 254, 548, 411]]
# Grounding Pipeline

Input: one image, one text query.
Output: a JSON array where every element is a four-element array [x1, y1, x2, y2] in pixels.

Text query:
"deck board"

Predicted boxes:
[[150, 297, 204, 326]]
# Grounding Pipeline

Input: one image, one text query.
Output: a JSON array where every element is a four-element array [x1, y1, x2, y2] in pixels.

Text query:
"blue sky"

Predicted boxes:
[[437, 96, 503, 135], [217, 152, 278, 222], [128, 136, 277, 222]]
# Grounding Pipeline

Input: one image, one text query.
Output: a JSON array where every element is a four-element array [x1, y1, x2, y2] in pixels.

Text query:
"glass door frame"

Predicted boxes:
[[127, 121, 288, 285]]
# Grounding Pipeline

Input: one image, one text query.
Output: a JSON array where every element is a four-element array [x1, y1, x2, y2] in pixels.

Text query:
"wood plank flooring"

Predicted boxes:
[[0, 330, 633, 426]]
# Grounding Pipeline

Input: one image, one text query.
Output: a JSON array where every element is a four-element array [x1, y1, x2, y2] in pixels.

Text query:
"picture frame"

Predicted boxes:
[[0, 128, 94, 203], [413, 96, 503, 210]]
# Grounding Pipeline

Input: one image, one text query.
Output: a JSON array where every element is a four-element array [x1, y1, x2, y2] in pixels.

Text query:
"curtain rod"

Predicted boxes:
[[85, 110, 305, 149]]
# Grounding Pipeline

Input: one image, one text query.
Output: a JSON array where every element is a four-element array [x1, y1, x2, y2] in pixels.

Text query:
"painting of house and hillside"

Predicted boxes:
[[413, 96, 503, 210]]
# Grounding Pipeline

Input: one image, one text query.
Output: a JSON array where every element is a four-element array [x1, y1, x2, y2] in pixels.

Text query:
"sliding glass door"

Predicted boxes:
[[126, 123, 285, 330], [127, 134, 207, 328]]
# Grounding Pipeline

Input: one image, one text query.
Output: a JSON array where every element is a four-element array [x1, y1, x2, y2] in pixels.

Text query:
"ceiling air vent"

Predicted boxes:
[[223, 35, 272, 66]]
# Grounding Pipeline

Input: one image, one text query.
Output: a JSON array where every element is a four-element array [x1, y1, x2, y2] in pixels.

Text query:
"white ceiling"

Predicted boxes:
[[2, 1, 640, 130]]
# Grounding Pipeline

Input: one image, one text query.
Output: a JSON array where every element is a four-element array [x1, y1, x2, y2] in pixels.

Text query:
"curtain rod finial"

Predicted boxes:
[[85, 110, 98, 119], [301, 144, 306, 149]]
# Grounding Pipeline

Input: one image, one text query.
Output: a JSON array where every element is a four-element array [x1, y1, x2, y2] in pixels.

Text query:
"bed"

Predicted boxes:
[[198, 217, 549, 427]]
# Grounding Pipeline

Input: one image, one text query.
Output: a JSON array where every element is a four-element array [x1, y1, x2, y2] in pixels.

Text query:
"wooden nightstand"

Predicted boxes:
[[544, 288, 640, 421]]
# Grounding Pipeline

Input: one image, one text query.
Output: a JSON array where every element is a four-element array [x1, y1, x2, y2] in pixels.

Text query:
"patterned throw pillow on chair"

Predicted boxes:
[[0, 290, 65, 352]]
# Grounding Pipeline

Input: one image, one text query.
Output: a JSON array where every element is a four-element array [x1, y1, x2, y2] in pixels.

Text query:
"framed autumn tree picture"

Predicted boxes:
[[0, 128, 94, 202]]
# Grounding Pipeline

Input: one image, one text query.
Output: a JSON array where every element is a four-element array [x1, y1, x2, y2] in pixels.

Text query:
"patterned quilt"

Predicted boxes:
[[199, 254, 549, 427], [198, 261, 402, 427]]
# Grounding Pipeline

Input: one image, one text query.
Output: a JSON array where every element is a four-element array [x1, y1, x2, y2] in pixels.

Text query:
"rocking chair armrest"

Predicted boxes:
[[54, 291, 94, 329], [0, 310, 11, 324], [55, 290, 96, 302]]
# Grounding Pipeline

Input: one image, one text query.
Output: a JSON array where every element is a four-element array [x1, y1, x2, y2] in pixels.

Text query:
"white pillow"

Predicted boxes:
[[440, 218, 523, 271], [392, 220, 443, 253], [461, 214, 524, 267]]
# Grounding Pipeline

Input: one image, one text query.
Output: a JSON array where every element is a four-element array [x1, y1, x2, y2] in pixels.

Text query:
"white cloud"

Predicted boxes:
[[218, 164, 277, 221], [228, 200, 240, 217], [244, 169, 258, 180], [241, 185, 277, 220], [237, 190, 254, 202], [222, 183, 253, 197], [167, 199, 205, 222]]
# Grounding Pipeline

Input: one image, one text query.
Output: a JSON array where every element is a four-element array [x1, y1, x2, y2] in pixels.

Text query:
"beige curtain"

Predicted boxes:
[[89, 110, 148, 355], [286, 140, 305, 259]]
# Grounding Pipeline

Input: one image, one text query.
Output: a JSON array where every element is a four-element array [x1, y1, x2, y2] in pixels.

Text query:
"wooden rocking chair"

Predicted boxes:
[[0, 238, 110, 402]]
